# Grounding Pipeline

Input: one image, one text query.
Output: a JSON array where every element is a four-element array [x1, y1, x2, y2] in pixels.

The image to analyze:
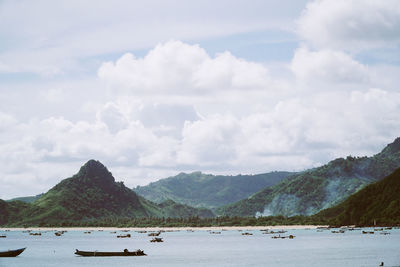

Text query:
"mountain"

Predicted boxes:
[[133, 171, 293, 208], [1, 160, 213, 226], [7, 194, 44, 203], [316, 167, 400, 226], [217, 137, 400, 217]]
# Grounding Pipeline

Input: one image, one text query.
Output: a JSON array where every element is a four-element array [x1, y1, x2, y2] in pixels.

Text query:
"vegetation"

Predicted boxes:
[[0, 213, 327, 228], [217, 137, 400, 217], [1, 138, 399, 227], [134, 171, 293, 208], [314, 167, 400, 226], [0, 160, 214, 227]]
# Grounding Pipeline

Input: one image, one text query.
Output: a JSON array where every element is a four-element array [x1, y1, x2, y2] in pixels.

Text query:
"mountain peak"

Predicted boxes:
[[381, 137, 400, 155], [76, 159, 115, 185]]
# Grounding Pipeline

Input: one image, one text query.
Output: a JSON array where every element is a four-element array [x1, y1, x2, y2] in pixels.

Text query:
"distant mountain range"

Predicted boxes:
[[315, 166, 400, 226], [7, 194, 43, 203], [0, 160, 213, 226], [2, 137, 399, 226], [133, 171, 293, 208], [216, 137, 400, 217]]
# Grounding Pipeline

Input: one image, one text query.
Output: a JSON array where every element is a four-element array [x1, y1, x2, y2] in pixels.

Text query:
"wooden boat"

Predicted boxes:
[[0, 248, 26, 257], [117, 234, 131, 238], [362, 231, 374, 234], [241, 232, 253, 236], [148, 231, 161, 236], [271, 235, 295, 239], [0, 235, 6, 238], [75, 249, 146, 257], [150, 237, 163, 242], [29, 232, 41, 236]]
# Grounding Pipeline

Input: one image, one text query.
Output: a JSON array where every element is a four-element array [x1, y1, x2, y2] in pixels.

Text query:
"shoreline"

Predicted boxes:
[[0, 225, 327, 231]]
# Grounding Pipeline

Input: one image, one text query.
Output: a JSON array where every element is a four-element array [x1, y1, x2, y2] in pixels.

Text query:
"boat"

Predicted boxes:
[[148, 231, 161, 236], [241, 232, 253, 236], [29, 232, 41, 236], [0, 248, 26, 257], [117, 234, 131, 238], [150, 237, 163, 242], [362, 231, 374, 234], [75, 249, 146, 257], [271, 235, 295, 239], [0, 235, 6, 238]]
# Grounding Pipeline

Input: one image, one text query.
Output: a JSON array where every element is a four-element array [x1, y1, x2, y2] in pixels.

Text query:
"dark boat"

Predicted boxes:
[[117, 234, 131, 238], [148, 231, 161, 236], [29, 232, 41, 236], [150, 237, 163, 242], [0, 248, 26, 257], [75, 249, 146, 257]]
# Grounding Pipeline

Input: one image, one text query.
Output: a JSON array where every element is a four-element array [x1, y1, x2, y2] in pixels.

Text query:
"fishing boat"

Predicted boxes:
[[148, 231, 161, 236], [29, 232, 41, 236], [0, 248, 26, 257], [241, 232, 253, 235], [117, 234, 131, 238], [75, 249, 146, 257], [150, 237, 163, 242]]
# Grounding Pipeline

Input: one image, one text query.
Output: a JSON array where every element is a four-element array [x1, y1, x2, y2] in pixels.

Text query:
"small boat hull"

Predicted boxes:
[[75, 249, 146, 257], [0, 248, 26, 257]]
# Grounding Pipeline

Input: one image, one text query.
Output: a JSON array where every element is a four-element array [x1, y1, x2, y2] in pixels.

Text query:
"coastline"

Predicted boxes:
[[0, 225, 327, 231]]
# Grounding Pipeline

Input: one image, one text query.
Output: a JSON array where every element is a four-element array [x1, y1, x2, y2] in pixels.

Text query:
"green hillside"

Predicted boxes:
[[0, 160, 213, 227], [217, 137, 400, 217], [134, 171, 293, 208], [316, 167, 400, 226]]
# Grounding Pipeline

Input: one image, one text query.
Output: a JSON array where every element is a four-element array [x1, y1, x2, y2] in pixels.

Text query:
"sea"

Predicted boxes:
[[1, 227, 399, 267]]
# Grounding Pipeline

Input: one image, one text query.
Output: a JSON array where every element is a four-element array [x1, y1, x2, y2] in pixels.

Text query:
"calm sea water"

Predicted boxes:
[[1, 228, 399, 267]]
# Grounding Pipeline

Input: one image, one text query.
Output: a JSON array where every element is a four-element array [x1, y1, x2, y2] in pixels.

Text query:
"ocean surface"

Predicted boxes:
[[1, 227, 399, 267]]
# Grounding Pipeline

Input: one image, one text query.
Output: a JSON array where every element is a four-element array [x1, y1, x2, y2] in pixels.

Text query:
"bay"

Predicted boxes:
[[1, 228, 399, 267]]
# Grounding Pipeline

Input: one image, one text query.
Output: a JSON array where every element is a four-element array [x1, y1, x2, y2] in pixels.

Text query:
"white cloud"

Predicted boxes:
[[291, 47, 369, 84], [97, 102, 129, 134], [98, 40, 272, 95], [297, 0, 400, 51]]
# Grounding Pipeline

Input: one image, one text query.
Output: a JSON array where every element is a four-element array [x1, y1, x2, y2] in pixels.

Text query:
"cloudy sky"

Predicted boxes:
[[1, 0, 400, 199]]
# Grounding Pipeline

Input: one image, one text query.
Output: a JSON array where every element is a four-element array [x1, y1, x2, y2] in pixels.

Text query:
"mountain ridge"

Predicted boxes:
[[0, 160, 214, 226], [133, 171, 294, 208], [216, 137, 400, 217], [315, 166, 400, 226]]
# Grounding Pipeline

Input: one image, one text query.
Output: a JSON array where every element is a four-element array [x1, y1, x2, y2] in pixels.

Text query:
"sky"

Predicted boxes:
[[1, 0, 400, 199]]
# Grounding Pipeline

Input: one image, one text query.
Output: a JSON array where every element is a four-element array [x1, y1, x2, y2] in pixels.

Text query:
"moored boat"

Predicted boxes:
[[148, 231, 161, 236], [75, 249, 146, 257], [117, 234, 131, 238], [150, 237, 163, 242], [0, 248, 26, 257], [29, 232, 41, 236]]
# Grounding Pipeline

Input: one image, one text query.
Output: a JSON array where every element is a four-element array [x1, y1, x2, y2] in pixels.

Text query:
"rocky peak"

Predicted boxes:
[[75, 159, 115, 186], [381, 137, 400, 155]]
